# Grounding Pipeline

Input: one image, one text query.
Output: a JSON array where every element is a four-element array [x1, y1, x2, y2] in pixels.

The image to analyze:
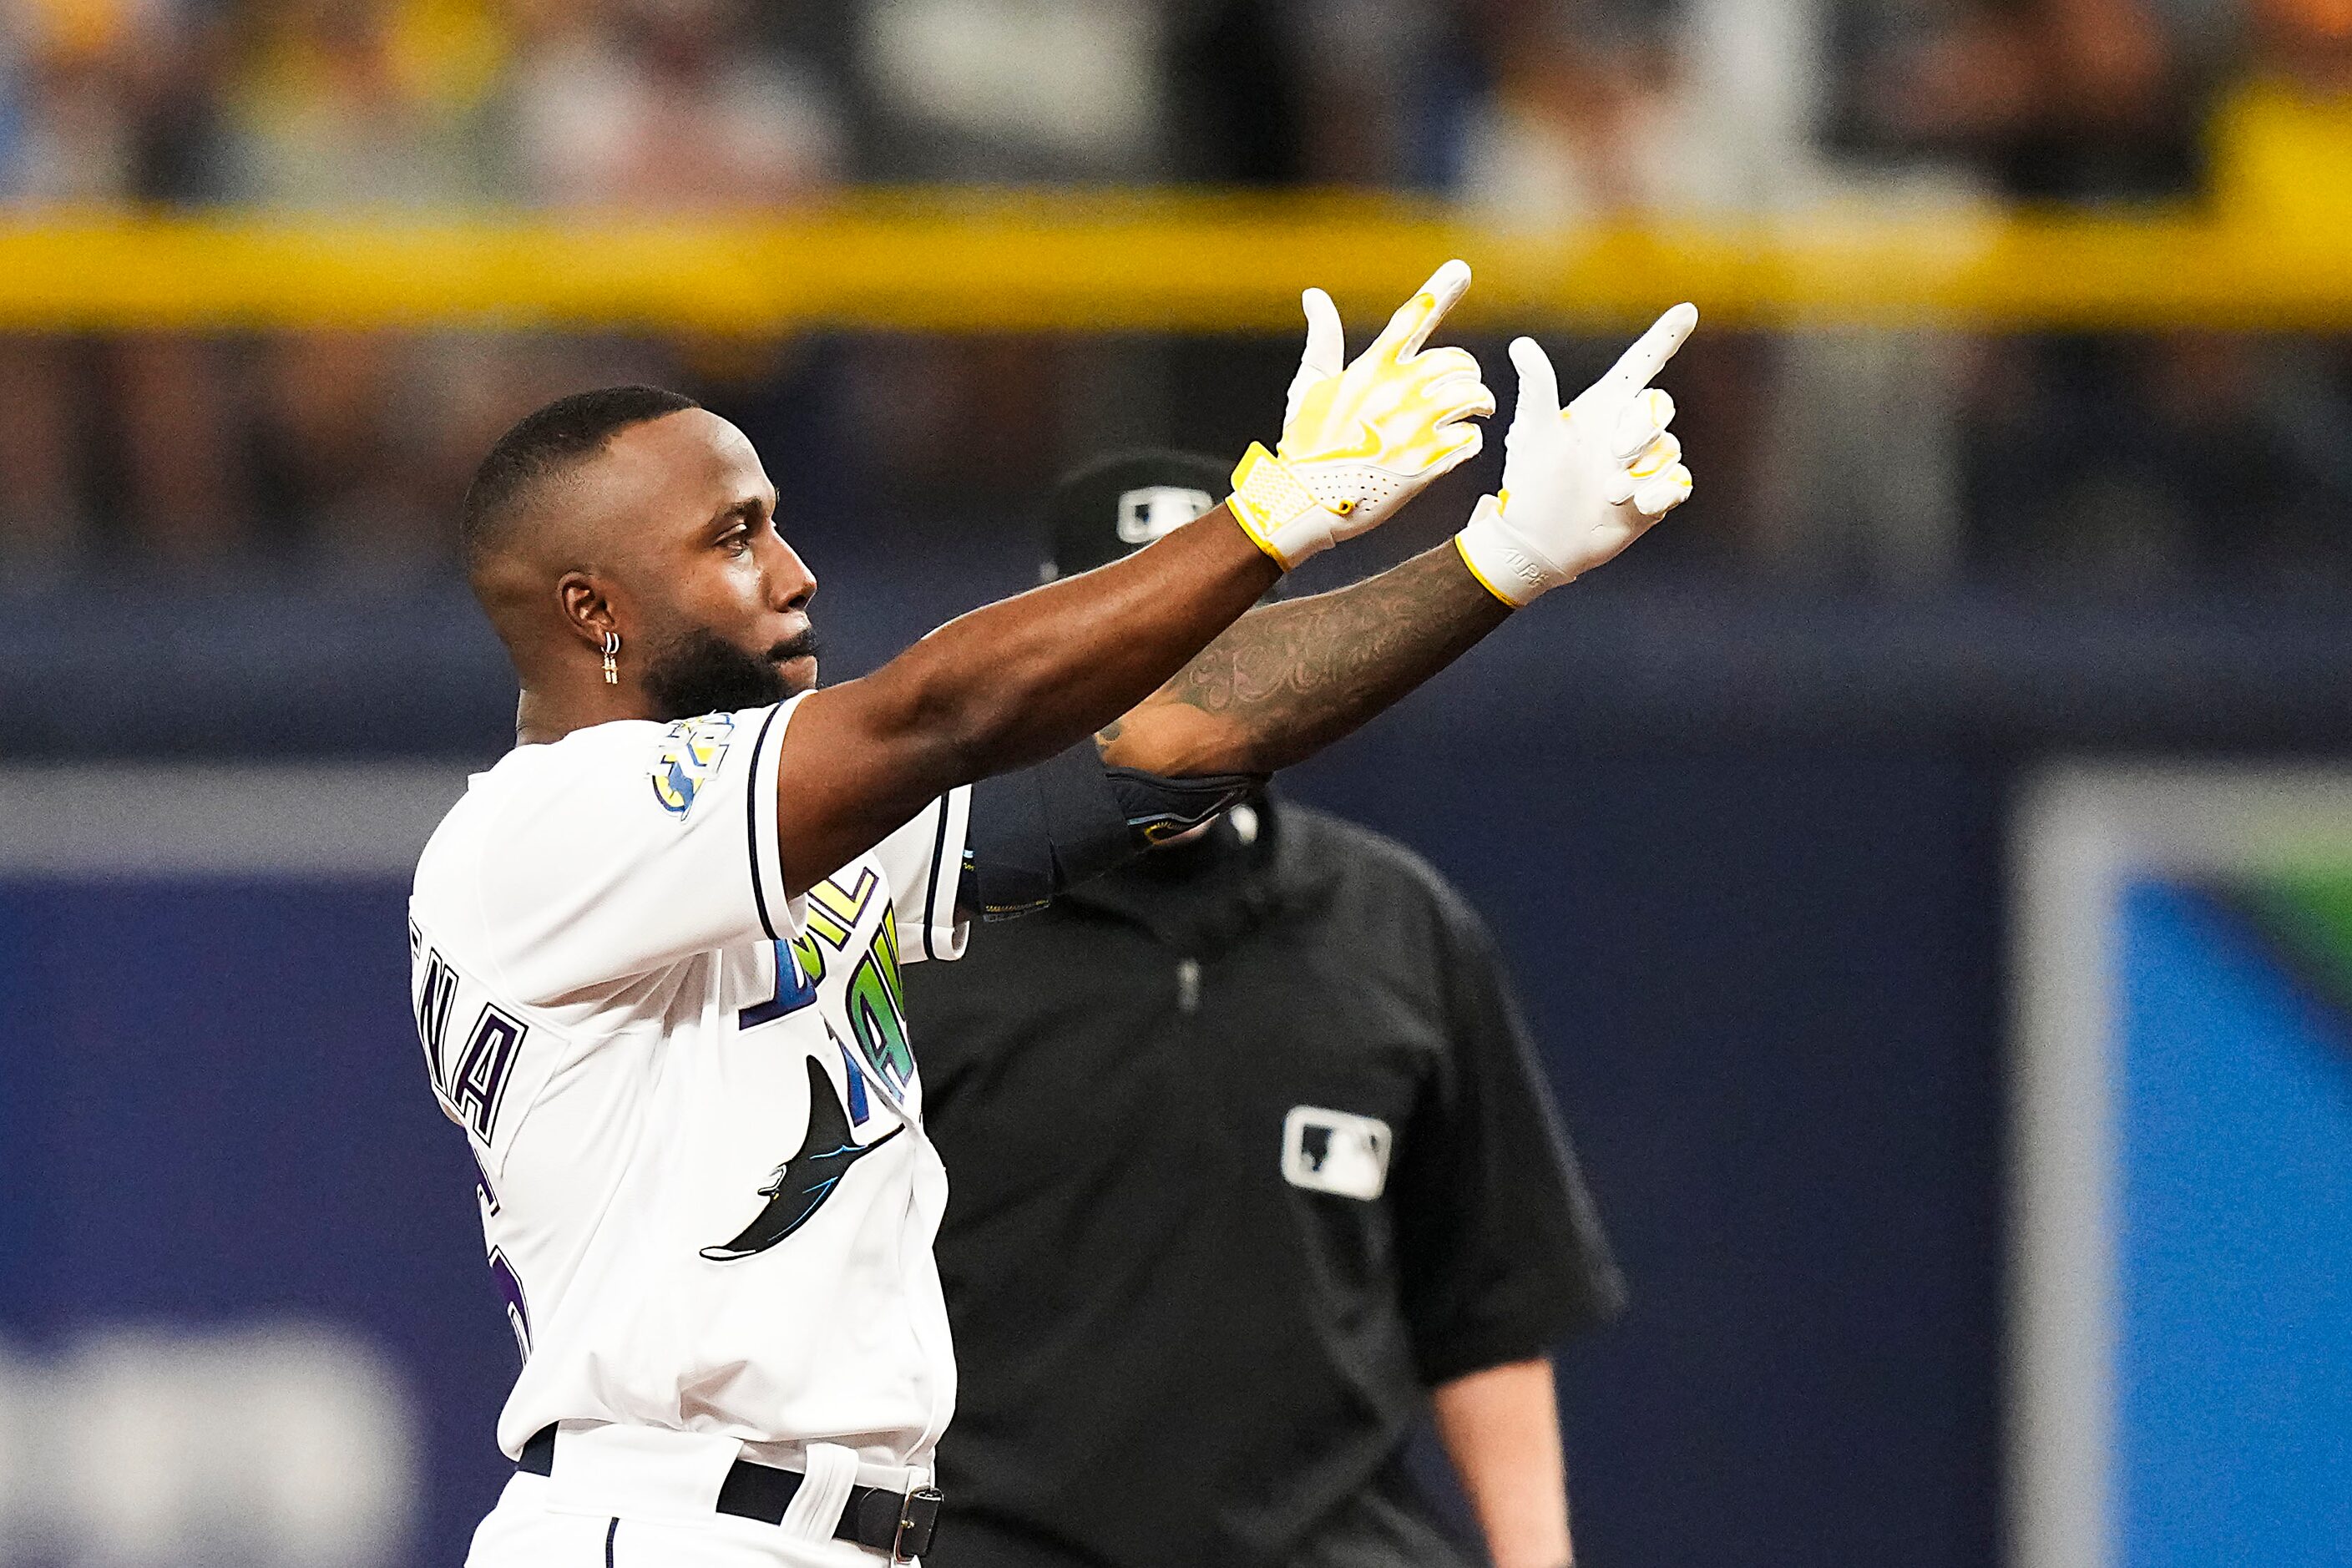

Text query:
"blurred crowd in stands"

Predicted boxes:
[[0, 0, 2349, 588]]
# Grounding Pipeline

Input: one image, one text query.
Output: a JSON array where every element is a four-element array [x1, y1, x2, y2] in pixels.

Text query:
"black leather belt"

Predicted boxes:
[[518, 1424, 943, 1561]]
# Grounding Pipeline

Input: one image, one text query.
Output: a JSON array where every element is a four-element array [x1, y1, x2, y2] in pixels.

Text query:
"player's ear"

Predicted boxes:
[[557, 570, 619, 655]]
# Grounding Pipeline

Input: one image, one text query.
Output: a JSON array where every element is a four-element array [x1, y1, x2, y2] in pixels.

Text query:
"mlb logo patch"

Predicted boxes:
[[651, 713, 736, 817], [1282, 1105, 1393, 1201], [1115, 485, 1216, 544]]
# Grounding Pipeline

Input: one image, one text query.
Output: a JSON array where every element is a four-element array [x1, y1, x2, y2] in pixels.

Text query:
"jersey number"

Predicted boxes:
[[473, 1151, 532, 1361]]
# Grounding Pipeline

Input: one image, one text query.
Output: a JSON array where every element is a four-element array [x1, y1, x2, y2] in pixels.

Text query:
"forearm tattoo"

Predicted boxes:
[[1143, 541, 1511, 772]]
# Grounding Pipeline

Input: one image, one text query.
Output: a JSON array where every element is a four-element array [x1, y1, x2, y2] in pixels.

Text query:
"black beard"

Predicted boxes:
[[641, 626, 819, 721]]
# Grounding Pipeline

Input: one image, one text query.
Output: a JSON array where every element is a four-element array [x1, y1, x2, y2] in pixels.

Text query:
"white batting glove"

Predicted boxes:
[[1454, 303, 1699, 608], [1227, 260, 1495, 569]]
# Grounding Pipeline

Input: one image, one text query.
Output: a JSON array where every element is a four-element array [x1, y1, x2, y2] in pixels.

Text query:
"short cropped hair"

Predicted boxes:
[[462, 386, 701, 565]]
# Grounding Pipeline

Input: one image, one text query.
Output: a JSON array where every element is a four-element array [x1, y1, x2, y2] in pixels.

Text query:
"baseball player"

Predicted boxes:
[[408, 260, 1696, 1567]]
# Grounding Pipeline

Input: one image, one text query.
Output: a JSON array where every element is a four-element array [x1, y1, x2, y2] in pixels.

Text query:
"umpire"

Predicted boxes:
[[905, 452, 1626, 1568]]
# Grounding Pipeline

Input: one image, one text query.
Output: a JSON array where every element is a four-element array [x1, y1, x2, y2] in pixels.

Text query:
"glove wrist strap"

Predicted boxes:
[[1227, 443, 1335, 569], [1454, 493, 1563, 608]]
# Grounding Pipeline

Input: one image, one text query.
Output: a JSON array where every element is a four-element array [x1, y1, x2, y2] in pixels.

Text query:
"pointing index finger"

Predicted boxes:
[[1597, 302, 1699, 401], [1372, 259, 1474, 360]]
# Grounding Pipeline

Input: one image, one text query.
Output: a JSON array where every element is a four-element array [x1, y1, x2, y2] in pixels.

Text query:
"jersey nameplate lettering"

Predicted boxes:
[[412, 944, 529, 1146]]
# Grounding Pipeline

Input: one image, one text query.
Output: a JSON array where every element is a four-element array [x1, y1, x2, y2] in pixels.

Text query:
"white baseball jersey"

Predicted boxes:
[[406, 694, 972, 1473]]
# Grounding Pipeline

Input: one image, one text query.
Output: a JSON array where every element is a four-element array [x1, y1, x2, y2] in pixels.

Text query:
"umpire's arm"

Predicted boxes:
[[1394, 891, 1625, 1568]]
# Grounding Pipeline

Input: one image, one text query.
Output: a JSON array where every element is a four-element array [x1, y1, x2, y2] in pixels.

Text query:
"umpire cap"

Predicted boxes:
[[1042, 450, 1239, 583]]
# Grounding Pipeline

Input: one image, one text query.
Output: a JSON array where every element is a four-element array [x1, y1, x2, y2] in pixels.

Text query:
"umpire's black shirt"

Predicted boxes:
[[905, 798, 1624, 1568]]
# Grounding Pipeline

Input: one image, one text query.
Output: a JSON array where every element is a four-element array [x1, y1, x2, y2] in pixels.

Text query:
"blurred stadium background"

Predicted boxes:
[[3, 0, 2352, 1565]]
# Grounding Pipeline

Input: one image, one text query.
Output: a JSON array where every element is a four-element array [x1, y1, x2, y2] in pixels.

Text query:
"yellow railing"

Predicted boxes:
[[0, 192, 2344, 333]]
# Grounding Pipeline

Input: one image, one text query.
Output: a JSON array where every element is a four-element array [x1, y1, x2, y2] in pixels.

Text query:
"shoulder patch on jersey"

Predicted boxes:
[[651, 713, 737, 817]]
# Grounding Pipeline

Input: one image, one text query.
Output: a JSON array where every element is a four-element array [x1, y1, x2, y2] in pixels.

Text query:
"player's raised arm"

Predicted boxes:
[[772, 263, 1493, 892], [1099, 305, 1700, 779]]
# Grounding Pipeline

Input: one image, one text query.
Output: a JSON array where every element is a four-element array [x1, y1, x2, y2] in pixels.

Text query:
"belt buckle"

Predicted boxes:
[[891, 1485, 943, 1562]]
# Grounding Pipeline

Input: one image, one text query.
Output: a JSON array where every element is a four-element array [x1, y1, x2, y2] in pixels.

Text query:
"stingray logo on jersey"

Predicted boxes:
[[650, 713, 736, 817], [701, 1052, 900, 1261]]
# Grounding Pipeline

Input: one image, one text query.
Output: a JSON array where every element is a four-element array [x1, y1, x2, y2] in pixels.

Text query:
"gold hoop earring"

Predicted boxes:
[[602, 632, 620, 685]]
